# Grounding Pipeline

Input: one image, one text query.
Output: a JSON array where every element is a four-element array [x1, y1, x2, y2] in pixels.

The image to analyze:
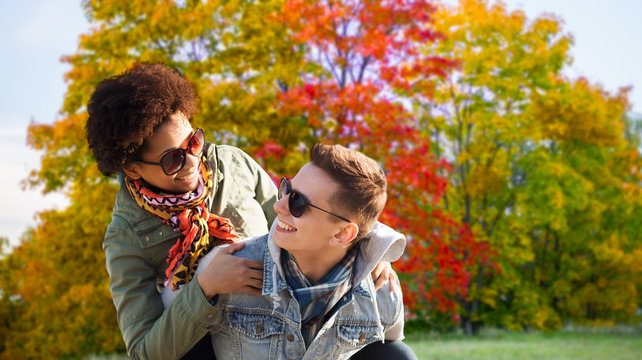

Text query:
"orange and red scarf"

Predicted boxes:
[[125, 155, 237, 290]]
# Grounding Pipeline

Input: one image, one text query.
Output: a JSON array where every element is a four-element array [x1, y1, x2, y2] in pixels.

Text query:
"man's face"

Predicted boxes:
[[272, 163, 346, 257], [124, 112, 201, 194]]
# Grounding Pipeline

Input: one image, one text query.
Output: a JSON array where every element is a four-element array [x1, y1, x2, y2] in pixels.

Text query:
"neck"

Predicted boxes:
[[288, 247, 349, 285]]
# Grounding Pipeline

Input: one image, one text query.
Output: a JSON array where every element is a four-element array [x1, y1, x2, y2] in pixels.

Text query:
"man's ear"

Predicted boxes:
[[123, 163, 143, 180], [330, 222, 360, 246]]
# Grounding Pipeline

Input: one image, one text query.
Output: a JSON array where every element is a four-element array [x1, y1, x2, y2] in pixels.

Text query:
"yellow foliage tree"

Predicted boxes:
[[3, 0, 303, 358]]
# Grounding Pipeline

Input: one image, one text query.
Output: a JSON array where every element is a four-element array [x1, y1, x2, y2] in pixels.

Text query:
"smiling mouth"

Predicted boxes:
[[277, 220, 296, 232], [175, 170, 197, 181]]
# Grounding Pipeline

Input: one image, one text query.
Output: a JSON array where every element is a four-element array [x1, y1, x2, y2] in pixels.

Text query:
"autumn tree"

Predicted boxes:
[[4, 0, 301, 358], [274, 0, 502, 327], [0, 190, 122, 358], [3, 0, 465, 356], [4, 0, 640, 357], [422, 0, 642, 332]]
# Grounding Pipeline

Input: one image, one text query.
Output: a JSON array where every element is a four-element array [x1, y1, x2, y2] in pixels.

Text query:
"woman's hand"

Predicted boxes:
[[197, 242, 264, 300], [370, 261, 398, 292]]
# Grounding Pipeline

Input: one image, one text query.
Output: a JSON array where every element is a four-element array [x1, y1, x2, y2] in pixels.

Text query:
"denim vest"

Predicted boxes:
[[207, 232, 405, 360]]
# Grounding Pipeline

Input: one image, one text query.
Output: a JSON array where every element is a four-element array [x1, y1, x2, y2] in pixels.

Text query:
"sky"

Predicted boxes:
[[1, 0, 641, 249]]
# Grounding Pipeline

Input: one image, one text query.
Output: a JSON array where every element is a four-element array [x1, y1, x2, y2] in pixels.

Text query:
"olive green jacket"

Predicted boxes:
[[103, 144, 278, 360]]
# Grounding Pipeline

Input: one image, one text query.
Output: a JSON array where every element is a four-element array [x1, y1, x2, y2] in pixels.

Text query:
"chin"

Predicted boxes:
[[272, 233, 288, 249], [163, 183, 194, 195], [176, 179, 199, 193]]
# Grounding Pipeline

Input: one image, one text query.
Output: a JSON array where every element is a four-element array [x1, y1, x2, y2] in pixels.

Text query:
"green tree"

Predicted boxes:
[[422, 0, 642, 332]]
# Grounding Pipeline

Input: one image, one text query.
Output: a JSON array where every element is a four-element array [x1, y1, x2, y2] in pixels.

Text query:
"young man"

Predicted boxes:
[[162, 144, 416, 359]]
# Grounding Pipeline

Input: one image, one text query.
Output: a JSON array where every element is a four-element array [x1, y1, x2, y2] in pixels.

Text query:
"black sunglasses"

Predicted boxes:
[[137, 128, 205, 175], [278, 177, 351, 223]]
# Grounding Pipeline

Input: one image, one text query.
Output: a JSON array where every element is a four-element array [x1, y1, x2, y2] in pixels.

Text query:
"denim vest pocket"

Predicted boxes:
[[228, 310, 284, 359], [336, 323, 382, 347], [229, 311, 284, 338]]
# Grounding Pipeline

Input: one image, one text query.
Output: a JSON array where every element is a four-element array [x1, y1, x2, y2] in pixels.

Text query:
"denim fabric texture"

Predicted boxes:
[[196, 224, 405, 360]]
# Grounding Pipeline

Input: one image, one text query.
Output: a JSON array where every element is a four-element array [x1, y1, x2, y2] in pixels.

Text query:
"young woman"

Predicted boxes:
[[86, 63, 397, 360]]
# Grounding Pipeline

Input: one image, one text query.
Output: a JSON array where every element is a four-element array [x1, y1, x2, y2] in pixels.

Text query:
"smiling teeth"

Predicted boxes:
[[176, 172, 196, 180], [278, 220, 295, 231]]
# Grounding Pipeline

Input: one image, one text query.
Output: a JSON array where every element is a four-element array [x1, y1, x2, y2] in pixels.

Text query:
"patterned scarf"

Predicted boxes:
[[125, 155, 238, 290], [281, 246, 358, 347]]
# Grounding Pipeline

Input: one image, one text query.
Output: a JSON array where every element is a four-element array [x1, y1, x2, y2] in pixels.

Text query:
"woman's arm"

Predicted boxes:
[[104, 225, 217, 360]]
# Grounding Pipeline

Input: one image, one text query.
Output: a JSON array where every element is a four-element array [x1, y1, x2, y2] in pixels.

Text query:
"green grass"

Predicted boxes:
[[406, 328, 642, 360], [84, 327, 642, 360]]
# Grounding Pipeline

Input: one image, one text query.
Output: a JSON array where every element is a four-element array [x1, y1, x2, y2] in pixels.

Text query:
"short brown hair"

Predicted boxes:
[[310, 143, 387, 240], [86, 63, 198, 174]]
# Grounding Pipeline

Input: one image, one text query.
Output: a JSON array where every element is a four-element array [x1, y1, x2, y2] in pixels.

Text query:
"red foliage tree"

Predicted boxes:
[[273, 0, 498, 323]]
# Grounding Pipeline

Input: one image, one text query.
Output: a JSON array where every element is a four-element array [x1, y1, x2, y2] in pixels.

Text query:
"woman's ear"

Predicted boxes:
[[123, 163, 142, 180], [330, 222, 360, 246]]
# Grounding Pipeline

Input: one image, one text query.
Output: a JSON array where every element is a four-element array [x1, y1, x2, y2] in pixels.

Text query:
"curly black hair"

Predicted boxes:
[[86, 63, 198, 174]]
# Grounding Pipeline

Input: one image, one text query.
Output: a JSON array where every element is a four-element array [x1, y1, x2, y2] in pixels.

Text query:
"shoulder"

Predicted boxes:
[[109, 174, 152, 225], [105, 175, 177, 250], [233, 234, 269, 261], [193, 235, 268, 280], [207, 144, 265, 188], [207, 144, 261, 172], [211, 144, 251, 158], [104, 183, 142, 243]]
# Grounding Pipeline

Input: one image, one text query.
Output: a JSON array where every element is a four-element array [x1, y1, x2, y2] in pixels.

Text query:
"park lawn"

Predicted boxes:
[[86, 328, 642, 360], [405, 329, 642, 360]]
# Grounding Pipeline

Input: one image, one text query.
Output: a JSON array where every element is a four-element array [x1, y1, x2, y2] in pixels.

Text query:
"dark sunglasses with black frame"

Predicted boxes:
[[137, 128, 205, 175], [278, 177, 352, 223]]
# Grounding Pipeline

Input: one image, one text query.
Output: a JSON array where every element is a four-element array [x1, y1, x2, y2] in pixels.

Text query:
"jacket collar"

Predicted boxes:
[[115, 173, 164, 233], [262, 222, 289, 296], [260, 220, 406, 295]]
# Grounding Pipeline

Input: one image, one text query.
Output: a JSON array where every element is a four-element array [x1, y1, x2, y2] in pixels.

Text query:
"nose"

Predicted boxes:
[[273, 193, 289, 216], [182, 152, 200, 171]]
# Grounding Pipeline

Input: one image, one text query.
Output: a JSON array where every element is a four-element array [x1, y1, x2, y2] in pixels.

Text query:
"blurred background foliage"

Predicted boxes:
[[1, 0, 640, 358]]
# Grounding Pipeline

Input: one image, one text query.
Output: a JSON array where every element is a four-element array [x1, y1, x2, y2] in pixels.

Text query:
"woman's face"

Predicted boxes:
[[124, 112, 202, 194]]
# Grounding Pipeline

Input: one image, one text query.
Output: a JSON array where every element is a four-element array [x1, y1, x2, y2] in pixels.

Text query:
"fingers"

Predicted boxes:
[[239, 286, 263, 296], [250, 277, 263, 290], [238, 274, 262, 290], [244, 267, 264, 281], [389, 270, 398, 293], [371, 262, 385, 281], [373, 272, 387, 291], [372, 262, 398, 293], [238, 265, 263, 290], [371, 261, 390, 291], [220, 244, 263, 269], [200, 242, 267, 295], [244, 259, 264, 270], [224, 241, 246, 253]]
